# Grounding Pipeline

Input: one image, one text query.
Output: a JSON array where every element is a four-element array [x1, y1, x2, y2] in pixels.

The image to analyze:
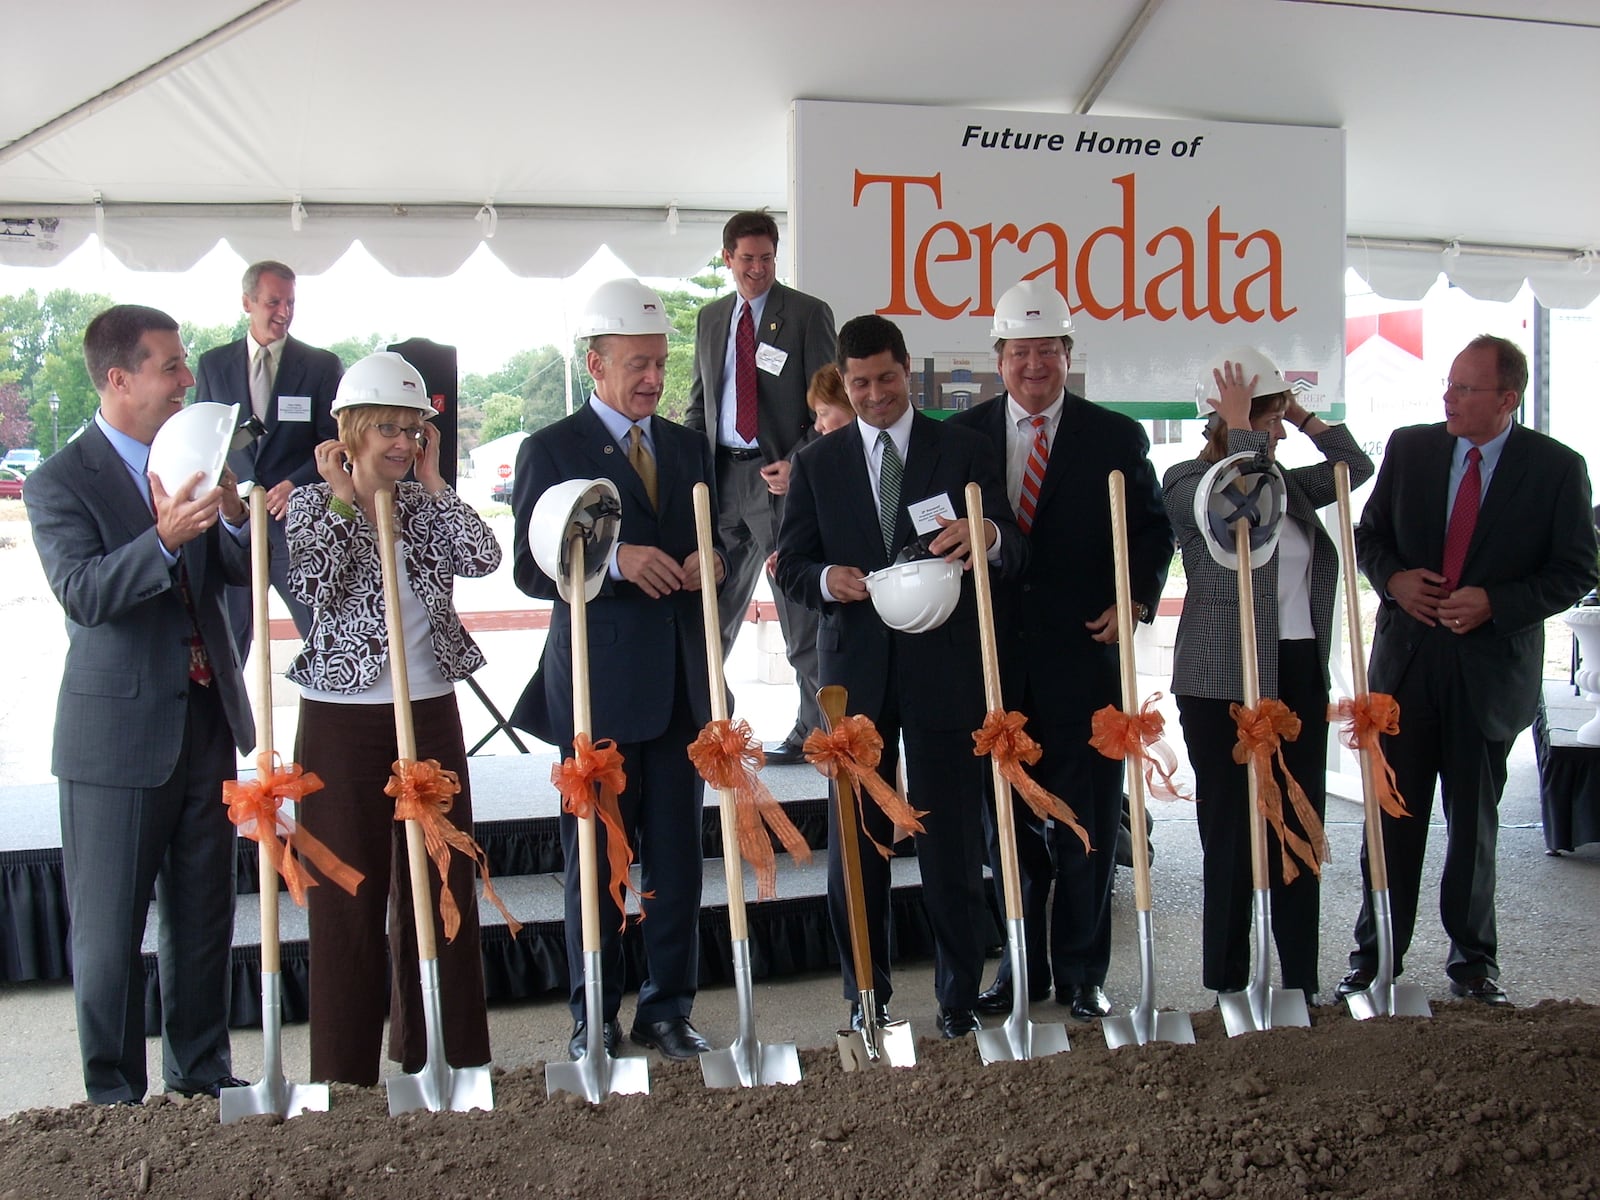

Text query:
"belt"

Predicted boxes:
[[717, 446, 763, 462]]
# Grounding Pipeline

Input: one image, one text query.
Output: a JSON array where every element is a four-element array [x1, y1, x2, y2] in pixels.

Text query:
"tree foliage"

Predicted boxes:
[[0, 288, 114, 456], [327, 332, 394, 370], [0, 383, 33, 455]]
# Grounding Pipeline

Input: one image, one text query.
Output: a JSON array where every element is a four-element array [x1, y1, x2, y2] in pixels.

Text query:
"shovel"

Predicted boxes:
[[1332, 463, 1432, 1022], [690, 483, 802, 1088], [1217, 517, 1312, 1037], [221, 488, 331, 1124], [1099, 472, 1195, 1050], [375, 489, 494, 1115], [544, 524, 650, 1103], [817, 685, 917, 1070], [959, 483, 1071, 1065]]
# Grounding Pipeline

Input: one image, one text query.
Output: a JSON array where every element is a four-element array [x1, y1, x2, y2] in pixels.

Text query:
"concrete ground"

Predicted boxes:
[[2, 501, 1597, 1115]]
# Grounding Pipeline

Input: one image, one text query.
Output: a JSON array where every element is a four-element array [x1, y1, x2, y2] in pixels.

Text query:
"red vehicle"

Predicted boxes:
[[0, 467, 25, 501]]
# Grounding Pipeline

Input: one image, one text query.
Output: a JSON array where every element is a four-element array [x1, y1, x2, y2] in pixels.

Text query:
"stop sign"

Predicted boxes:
[[497, 464, 512, 479]]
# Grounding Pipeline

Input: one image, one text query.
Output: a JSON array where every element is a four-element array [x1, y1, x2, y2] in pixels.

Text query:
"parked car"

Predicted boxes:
[[0, 467, 26, 500], [1, 448, 41, 476], [491, 478, 513, 504]]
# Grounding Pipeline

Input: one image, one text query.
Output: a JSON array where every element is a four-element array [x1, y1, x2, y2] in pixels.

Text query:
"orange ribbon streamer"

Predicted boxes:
[[1329, 693, 1410, 819], [550, 735, 648, 926], [223, 752, 364, 906], [803, 715, 928, 859], [688, 718, 813, 901], [388, 758, 522, 942], [973, 709, 1092, 854], [1229, 699, 1329, 884], [1088, 696, 1193, 805]]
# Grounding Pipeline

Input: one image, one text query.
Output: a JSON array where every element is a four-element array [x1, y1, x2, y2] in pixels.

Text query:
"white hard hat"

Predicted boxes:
[[863, 558, 962, 634], [990, 278, 1074, 341], [1194, 347, 1292, 417], [332, 351, 435, 415], [1193, 452, 1289, 570], [576, 278, 673, 339], [148, 401, 239, 498], [526, 477, 623, 603]]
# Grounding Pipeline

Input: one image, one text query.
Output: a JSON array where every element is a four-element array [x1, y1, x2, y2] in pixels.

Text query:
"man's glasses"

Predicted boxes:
[[375, 423, 425, 442], [1441, 379, 1501, 397]]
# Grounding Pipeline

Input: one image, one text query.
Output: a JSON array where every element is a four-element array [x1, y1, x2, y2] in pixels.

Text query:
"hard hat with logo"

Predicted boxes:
[[148, 401, 239, 497], [575, 278, 673, 339], [990, 278, 1074, 341], [1193, 451, 1289, 571], [864, 557, 963, 634], [1194, 347, 1292, 417], [526, 477, 623, 603], [332, 351, 435, 415]]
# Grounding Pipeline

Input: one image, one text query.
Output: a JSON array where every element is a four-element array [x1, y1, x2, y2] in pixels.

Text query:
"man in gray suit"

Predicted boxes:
[[685, 212, 837, 762], [26, 304, 255, 1104]]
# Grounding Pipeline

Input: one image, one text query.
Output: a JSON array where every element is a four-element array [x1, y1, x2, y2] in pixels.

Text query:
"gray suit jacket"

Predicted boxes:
[[25, 423, 254, 786], [684, 281, 837, 463]]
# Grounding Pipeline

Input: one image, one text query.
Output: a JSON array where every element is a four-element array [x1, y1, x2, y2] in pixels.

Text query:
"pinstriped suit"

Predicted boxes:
[[1163, 424, 1373, 993]]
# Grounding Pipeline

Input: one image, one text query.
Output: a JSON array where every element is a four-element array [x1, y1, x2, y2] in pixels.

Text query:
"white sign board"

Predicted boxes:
[[790, 100, 1345, 418]]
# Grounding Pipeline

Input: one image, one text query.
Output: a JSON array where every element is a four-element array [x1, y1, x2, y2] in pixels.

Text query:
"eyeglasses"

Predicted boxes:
[[1441, 379, 1502, 397], [375, 423, 425, 442]]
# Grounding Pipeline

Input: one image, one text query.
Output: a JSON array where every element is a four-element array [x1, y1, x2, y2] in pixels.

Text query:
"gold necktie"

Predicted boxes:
[[250, 344, 273, 422], [628, 425, 658, 511]]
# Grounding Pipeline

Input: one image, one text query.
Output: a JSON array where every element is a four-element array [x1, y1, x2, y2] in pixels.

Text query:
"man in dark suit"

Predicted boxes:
[[775, 314, 1026, 1038], [685, 212, 837, 763], [949, 279, 1173, 1021], [1341, 334, 1595, 1005], [510, 278, 725, 1062], [193, 260, 341, 654], [25, 304, 255, 1104]]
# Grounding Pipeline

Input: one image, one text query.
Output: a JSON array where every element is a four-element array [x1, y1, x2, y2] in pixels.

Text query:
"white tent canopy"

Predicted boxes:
[[3, 0, 1597, 304]]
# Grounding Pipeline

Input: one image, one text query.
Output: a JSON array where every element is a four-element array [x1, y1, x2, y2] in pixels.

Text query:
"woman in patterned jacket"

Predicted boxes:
[[1163, 349, 1372, 1006], [286, 351, 501, 1086]]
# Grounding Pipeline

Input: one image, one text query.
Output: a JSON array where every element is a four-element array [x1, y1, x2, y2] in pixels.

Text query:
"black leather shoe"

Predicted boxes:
[[568, 1019, 623, 1060], [1335, 968, 1374, 998], [170, 1075, 250, 1099], [936, 1006, 982, 1039], [975, 979, 1052, 1014], [1450, 977, 1512, 1006], [763, 736, 807, 766], [847, 1002, 891, 1032], [1066, 984, 1112, 1021], [630, 1016, 711, 1060]]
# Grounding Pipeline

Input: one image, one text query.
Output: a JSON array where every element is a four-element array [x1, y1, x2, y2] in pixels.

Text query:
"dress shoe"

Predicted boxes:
[[567, 1018, 623, 1060], [630, 1016, 711, 1060], [169, 1075, 250, 1099], [975, 979, 1052, 1014], [847, 1002, 891, 1032], [1335, 968, 1374, 998], [1450, 977, 1512, 1006], [1066, 984, 1112, 1021], [936, 1006, 982, 1039], [762, 735, 808, 766]]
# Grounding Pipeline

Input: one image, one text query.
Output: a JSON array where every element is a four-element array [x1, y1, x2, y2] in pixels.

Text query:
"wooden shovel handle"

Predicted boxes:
[[818, 685, 875, 994], [248, 487, 280, 975], [1107, 472, 1155, 914]]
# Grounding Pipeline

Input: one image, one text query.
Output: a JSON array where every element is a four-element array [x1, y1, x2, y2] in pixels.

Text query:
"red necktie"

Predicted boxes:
[[1440, 446, 1482, 590], [735, 303, 757, 443], [1017, 415, 1049, 534]]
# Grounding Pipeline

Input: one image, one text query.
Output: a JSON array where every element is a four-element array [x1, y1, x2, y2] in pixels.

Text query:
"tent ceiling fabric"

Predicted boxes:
[[2, 0, 1596, 304]]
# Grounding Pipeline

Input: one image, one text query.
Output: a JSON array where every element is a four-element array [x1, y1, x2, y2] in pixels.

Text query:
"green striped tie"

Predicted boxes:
[[877, 430, 903, 556]]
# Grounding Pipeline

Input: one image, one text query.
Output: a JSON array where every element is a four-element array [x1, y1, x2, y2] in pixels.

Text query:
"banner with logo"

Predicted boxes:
[[789, 100, 1345, 419]]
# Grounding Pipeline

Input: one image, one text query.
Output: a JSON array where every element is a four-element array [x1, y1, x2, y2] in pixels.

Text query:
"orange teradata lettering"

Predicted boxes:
[[852, 169, 1298, 325]]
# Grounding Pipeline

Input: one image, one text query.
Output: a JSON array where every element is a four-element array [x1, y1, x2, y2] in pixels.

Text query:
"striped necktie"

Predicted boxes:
[[877, 430, 903, 556], [1017, 414, 1049, 533]]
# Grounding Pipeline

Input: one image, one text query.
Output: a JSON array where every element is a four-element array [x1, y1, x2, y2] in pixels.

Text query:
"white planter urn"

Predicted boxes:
[[1563, 606, 1600, 745]]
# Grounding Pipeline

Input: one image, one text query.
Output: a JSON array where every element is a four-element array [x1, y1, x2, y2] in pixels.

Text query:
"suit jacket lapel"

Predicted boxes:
[[704, 294, 732, 417], [897, 413, 943, 551], [1417, 425, 1454, 557], [81, 424, 158, 545], [760, 283, 786, 346], [1038, 392, 1087, 515], [573, 404, 653, 518], [1465, 423, 1528, 571]]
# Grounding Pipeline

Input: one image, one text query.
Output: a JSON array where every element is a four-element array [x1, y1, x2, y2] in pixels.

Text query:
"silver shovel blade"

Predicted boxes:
[[1348, 982, 1433, 1021], [387, 1062, 493, 1115], [976, 1017, 1070, 1064], [220, 1077, 329, 1124], [1103, 1008, 1196, 1049], [700, 1037, 802, 1088], [546, 1053, 650, 1104], [837, 1019, 917, 1071], [1219, 985, 1311, 1037]]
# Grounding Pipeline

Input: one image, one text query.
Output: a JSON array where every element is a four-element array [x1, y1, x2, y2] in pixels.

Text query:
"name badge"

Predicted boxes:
[[909, 493, 957, 535], [755, 343, 788, 376], [277, 395, 312, 423]]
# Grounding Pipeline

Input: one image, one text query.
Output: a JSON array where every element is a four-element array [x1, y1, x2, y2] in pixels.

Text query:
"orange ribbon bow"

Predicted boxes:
[[974, 709, 1092, 853], [1088, 696, 1193, 805], [550, 734, 647, 926], [688, 718, 812, 901], [1329, 693, 1410, 819], [1229, 699, 1329, 883], [223, 752, 364, 906], [387, 758, 522, 942], [803, 714, 928, 859]]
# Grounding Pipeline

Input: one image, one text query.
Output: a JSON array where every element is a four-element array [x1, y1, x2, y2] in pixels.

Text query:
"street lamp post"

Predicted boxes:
[[49, 392, 59, 455]]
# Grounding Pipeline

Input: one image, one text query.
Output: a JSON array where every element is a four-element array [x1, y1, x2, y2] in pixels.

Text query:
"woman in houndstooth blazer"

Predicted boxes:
[[1163, 355, 1373, 1002]]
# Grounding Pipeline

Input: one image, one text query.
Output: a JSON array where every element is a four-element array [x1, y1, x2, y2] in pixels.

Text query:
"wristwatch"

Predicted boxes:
[[1135, 601, 1150, 623]]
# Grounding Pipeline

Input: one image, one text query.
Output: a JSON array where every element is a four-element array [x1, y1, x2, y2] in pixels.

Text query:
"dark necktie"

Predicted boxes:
[[1017, 415, 1049, 534], [146, 480, 213, 685], [1440, 446, 1482, 590], [735, 303, 757, 443], [877, 430, 903, 556]]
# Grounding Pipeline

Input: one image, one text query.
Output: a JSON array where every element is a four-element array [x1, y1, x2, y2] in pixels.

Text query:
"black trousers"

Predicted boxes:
[[1177, 639, 1328, 995], [1351, 632, 1507, 983]]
